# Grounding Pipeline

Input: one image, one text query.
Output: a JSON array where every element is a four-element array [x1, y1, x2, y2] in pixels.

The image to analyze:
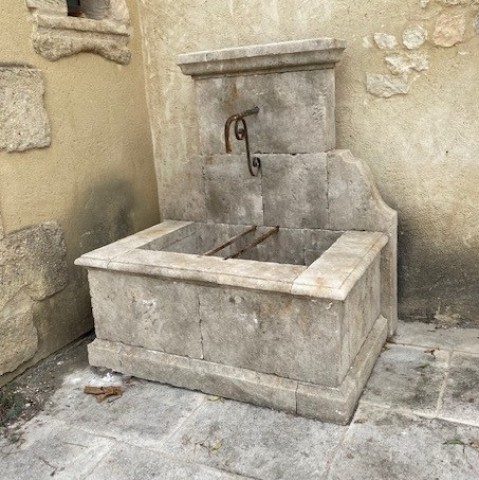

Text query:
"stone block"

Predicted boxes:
[[0, 292, 37, 376], [0, 221, 68, 375], [199, 287, 348, 387], [0, 222, 68, 302], [0, 66, 50, 153], [327, 150, 396, 232], [159, 156, 207, 222], [291, 231, 387, 301], [203, 155, 263, 225], [327, 150, 398, 334], [177, 37, 346, 77], [366, 73, 409, 98], [346, 257, 381, 360], [28, 2, 131, 64], [26, 0, 67, 16], [297, 315, 388, 424], [261, 154, 329, 228], [88, 270, 203, 359], [195, 69, 336, 155], [88, 339, 298, 414]]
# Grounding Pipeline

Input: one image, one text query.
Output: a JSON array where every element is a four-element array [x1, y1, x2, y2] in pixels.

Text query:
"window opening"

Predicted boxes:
[[67, 0, 82, 17], [67, 0, 110, 20]]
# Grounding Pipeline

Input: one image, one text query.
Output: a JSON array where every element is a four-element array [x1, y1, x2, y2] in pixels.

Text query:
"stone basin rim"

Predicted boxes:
[[75, 221, 388, 302]]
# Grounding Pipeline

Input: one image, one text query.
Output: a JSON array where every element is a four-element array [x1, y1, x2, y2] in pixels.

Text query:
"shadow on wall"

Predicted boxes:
[[398, 219, 479, 328], [76, 179, 136, 255]]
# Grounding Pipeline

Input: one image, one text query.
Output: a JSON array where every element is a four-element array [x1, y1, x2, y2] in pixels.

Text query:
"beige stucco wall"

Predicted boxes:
[[137, 0, 479, 326], [0, 0, 159, 384]]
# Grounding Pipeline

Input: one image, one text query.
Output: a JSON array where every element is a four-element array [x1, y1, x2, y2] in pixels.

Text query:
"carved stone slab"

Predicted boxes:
[[0, 66, 51, 152]]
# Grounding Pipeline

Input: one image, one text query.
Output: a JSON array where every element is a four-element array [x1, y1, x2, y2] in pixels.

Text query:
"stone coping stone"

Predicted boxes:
[[88, 315, 388, 425], [76, 221, 387, 300], [177, 37, 346, 78]]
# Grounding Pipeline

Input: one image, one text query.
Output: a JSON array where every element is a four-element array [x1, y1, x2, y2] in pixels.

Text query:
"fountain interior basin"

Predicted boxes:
[[76, 219, 389, 424]]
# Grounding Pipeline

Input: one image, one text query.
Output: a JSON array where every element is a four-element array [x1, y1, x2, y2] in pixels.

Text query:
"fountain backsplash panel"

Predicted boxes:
[[76, 38, 398, 424]]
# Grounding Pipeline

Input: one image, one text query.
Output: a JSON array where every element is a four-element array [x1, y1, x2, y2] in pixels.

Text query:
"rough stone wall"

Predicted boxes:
[[138, 0, 479, 326], [0, 0, 159, 384]]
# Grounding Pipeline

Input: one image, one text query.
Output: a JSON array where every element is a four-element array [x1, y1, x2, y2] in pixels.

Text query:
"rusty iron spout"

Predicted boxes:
[[224, 107, 261, 176]]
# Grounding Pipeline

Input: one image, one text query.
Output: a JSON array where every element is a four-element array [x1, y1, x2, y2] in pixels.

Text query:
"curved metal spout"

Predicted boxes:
[[224, 107, 261, 177]]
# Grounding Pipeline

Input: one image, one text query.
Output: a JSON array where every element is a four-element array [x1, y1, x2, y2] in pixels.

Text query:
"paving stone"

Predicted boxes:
[[360, 344, 449, 415], [0, 419, 114, 480], [439, 352, 479, 426], [165, 399, 346, 480], [46, 367, 205, 449], [86, 442, 246, 480], [395, 321, 479, 354], [329, 404, 479, 480]]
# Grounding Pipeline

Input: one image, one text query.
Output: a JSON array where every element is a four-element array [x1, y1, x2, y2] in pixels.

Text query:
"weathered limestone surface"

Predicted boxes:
[[433, 13, 466, 47], [89, 338, 298, 414], [88, 270, 203, 359], [327, 150, 398, 334], [297, 315, 388, 424], [25, 0, 67, 16], [88, 314, 388, 424], [26, 0, 131, 64], [77, 219, 387, 423], [402, 25, 427, 49], [200, 288, 348, 387], [0, 222, 68, 375], [385, 52, 428, 75], [179, 39, 343, 155], [261, 154, 329, 229], [366, 73, 409, 98], [177, 37, 346, 77], [0, 292, 38, 376], [346, 257, 381, 360], [373, 33, 398, 50], [203, 155, 262, 225], [195, 69, 335, 155], [0, 66, 51, 153]]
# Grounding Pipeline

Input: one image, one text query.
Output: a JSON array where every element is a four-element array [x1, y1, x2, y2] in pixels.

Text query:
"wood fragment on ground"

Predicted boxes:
[[83, 385, 123, 403]]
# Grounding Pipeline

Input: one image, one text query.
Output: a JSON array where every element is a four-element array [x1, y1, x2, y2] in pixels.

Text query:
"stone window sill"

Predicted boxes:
[[26, 1, 131, 65]]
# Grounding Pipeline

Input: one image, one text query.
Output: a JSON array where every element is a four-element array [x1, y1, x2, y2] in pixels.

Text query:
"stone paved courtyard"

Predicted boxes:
[[1, 321, 479, 480]]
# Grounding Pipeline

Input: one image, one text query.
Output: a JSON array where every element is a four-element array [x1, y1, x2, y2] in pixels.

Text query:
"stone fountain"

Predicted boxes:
[[76, 38, 397, 424]]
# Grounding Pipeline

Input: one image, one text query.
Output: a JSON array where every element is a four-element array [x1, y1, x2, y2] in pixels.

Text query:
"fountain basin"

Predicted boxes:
[[76, 219, 388, 424]]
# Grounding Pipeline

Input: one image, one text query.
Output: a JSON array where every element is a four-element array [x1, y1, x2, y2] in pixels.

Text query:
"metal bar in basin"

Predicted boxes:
[[203, 225, 257, 256], [225, 226, 280, 260]]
